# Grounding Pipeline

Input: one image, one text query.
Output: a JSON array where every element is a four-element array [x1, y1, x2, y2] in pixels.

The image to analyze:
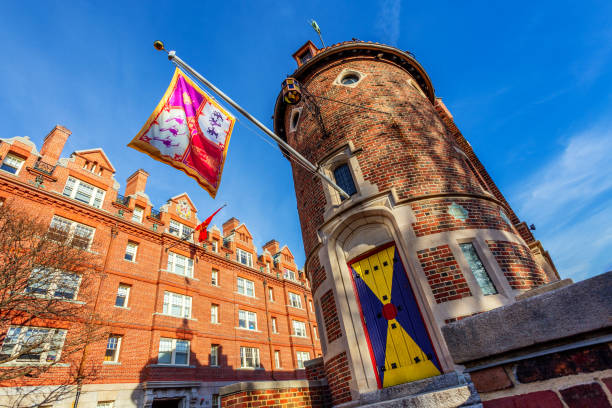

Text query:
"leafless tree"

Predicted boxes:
[[0, 201, 109, 406]]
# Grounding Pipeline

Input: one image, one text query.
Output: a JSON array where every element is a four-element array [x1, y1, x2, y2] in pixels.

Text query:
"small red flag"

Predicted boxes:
[[195, 205, 225, 242]]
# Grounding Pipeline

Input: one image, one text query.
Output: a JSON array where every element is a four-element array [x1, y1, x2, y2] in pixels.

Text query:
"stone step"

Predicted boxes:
[[358, 384, 473, 408]]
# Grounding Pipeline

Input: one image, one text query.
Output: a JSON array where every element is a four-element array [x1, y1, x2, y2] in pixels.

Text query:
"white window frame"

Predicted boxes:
[[103, 335, 122, 363], [238, 310, 258, 331], [240, 346, 260, 369], [211, 304, 219, 324], [212, 395, 221, 408], [309, 299, 314, 312], [157, 338, 190, 366], [167, 252, 194, 278], [132, 206, 144, 223], [268, 287, 274, 302], [271, 317, 278, 334], [288, 292, 303, 309], [124, 241, 138, 262], [296, 351, 310, 369], [292, 320, 307, 338], [236, 248, 253, 267], [48, 216, 95, 250], [211, 269, 219, 286], [313, 326, 318, 340], [0, 153, 25, 175], [114, 284, 131, 308], [210, 344, 219, 366], [169, 219, 193, 239], [0, 326, 66, 364], [25, 268, 81, 301], [162, 291, 192, 318], [283, 269, 297, 281], [274, 350, 281, 368], [62, 176, 106, 208], [237, 277, 255, 297], [211, 240, 218, 253]]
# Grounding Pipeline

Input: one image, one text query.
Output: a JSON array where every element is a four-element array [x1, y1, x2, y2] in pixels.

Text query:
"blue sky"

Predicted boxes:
[[1, 1, 610, 281]]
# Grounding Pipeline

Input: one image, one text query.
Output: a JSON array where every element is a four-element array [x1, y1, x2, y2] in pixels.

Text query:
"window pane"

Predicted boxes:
[[53, 273, 79, 299], [459, 243, 497, 295], [158, 339, 172, 364], [75, 181, 95, 204], [62, 177, 76, 197], [93, 189, 105, 208], [333, 164, 357, 199]]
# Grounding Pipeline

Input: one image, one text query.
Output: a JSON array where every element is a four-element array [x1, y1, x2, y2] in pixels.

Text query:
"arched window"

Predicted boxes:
[[333, 164, 357, 200]]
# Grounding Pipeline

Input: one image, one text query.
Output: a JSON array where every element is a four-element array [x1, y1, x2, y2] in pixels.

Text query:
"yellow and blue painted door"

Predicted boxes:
[[349, 243, 441, 388]]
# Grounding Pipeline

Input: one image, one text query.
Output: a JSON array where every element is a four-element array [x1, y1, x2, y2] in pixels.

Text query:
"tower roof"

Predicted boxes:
[[273, 40, 436, 141]]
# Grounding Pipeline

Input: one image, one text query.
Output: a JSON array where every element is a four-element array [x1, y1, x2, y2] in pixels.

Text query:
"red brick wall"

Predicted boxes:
[[320, 290, 342, 343], [472, 343, 612, 408], [221, 386, 331, 408], [280, 55, 525, 261], [0, 132, 322, 389], [486, 240, 549, 290], [417, 245, 472, 303], [411, 198, 513, 237], [305, 359, 326, 381], [324, 351, 352, 405]]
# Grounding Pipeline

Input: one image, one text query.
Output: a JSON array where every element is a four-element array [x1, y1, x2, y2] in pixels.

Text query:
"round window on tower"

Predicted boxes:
[[341, 74, 360, 85]]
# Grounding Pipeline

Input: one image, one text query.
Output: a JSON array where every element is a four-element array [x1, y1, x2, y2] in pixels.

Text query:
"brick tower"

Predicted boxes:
[[272, 40, 558, 404]]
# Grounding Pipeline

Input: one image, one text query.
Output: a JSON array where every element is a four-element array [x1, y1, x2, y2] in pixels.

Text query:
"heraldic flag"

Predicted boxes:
[[128, 68, 236, 198]]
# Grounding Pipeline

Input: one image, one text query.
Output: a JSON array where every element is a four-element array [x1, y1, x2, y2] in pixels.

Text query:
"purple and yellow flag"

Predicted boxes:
[[128, 68, 235, 198]]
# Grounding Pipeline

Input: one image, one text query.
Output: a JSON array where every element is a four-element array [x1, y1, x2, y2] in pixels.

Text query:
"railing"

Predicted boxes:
[[115, 194, 130, 206], [33, 160, 55, 175], [150, 208, 162, 220]]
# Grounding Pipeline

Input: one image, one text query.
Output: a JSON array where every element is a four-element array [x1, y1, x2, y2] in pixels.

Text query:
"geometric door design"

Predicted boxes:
[[348, 243, 441, 388]]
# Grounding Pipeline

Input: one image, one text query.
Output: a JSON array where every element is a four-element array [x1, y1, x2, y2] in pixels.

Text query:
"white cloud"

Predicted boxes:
[[513, 122, 612, 281], [376, 0, 401, 46]]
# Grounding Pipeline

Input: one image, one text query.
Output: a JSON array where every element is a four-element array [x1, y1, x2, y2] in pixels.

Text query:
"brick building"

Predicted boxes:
[[269, 40, 559, 405], [0, 125, 321, 407]]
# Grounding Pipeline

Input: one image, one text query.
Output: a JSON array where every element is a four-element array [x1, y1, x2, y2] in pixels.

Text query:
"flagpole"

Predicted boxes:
[[154, 42, 349, 200]]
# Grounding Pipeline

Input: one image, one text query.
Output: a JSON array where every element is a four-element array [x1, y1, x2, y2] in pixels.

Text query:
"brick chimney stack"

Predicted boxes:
[[40, 125, 71, 164], [125, 169, 149, 197], [263, 240, 280, 255], [222, 217, 240, 237]]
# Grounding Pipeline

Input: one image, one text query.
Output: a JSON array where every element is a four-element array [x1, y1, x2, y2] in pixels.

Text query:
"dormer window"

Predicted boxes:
[[236, 248, 253, 267], [63, 176, 105, 208], [333, 164, 357, 200], [0, 154, 25, 175], [299, 50, 313, 64]]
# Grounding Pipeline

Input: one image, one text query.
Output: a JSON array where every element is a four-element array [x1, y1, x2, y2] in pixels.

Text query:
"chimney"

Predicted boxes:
[[40, 125, 71, 164], [263, 240, 280, 255], [222, 217, 240, 237], [125, 169, 149, 197]]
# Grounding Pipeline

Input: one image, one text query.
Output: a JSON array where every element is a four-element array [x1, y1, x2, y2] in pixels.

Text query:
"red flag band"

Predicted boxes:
[[195, 205, 226, 242]]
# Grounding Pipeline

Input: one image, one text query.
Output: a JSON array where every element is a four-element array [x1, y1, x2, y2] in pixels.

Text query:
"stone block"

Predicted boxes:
[[442, 272, 612, 363], [516, 343, 612, 383], [483, 391, 563, 408], [559, 383, 610, 408], [470, 367, 512, 393]]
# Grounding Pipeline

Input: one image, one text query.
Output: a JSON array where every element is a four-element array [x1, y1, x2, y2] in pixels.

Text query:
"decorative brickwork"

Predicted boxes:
[[222, 386, 330, 408], [417, 245, 472, 303], [411, 198, 513, 237], [305, 358, 326, 381], [559, 383, 610, 408], [486, 240, 548, 289], [324, 352, 352, 405], [484, 391, 563, 408], [311, 265, 326, 296], [516, 343, 612, 383], [320, 290, 342, 343]]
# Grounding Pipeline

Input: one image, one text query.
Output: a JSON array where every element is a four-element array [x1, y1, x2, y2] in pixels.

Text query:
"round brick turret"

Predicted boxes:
[[273, 40, 558, 402]]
